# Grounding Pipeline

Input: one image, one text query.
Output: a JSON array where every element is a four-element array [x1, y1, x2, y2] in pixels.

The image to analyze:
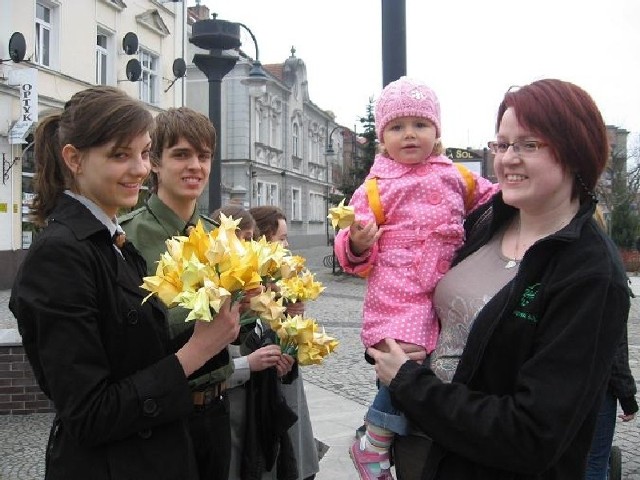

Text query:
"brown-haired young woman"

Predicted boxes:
[[250, 205, 320, 480], [9, 87, 240, 480]]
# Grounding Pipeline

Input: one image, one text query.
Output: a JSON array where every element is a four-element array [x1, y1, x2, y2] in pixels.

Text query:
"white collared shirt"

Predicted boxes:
[[64, 190, 124, 257]]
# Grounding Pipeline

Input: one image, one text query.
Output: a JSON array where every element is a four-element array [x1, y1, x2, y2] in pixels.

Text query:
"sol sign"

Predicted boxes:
[[445, 148, 482, 160]]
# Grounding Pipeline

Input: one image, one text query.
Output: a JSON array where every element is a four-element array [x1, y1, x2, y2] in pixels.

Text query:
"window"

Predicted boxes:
[[256, 181, 278, 206], [139, 48, 159, 104], [96, 32, 109, 85], [21, 140, 36, 248], [35, 3, 52, 66], [292, 124, 299, 157], [309, 192, 325, 222], [291, 188, 301, 220], [271, 116, 279, 149], [256, 108, 263, 144]]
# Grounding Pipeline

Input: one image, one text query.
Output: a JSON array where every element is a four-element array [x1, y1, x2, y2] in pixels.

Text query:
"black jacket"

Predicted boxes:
[[391, 195, 630, 480], [609, 324, 638, 415], [10, 195, 199, 480], [239, 326, 299, 480]]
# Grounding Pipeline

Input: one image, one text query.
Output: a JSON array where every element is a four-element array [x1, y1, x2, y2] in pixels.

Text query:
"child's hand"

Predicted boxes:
[[349, 220, 382, 256]]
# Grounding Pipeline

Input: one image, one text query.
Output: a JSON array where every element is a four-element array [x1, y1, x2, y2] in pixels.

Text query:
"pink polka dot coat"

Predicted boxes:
[[334, 154, 498, 352]]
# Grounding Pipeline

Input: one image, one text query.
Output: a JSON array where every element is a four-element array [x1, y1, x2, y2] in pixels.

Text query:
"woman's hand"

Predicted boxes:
[[247, 344, 283, 372], [619, 412, 636, 422], [176, 299, 241, 377], [349, 220, 382, 256], [286, 301, 305, 317], [367, 338, 411, 387], [276, 354, 295, 377]]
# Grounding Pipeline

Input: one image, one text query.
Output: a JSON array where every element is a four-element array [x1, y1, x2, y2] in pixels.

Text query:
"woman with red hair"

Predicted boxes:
[[369, 79, 631, 480]]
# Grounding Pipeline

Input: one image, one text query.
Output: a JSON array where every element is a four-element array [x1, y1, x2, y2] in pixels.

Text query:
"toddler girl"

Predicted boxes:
[[334, 77, 497, 480]]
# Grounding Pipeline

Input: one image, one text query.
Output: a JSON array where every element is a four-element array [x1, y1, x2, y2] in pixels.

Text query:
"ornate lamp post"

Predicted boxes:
[[190, 15, 267, 211]]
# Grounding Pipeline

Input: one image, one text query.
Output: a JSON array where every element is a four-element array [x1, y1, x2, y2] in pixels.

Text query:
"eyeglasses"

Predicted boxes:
[[487, 140, 548, 155]]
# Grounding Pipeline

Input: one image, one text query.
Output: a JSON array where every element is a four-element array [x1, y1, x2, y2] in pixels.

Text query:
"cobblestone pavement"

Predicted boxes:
[[1, 245, 639, 479]]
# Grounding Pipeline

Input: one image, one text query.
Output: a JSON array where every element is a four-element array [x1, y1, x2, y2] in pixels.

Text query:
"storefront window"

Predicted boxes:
[[21, 139, 36, 248]]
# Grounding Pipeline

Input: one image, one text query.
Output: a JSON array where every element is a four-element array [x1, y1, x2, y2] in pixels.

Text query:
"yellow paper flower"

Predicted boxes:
[[141, 252, 184, 306], [249, 289, 287, 323], [277, 269, 325, 303], [327, 199, 355, 229], [279, 255, 306, 280]]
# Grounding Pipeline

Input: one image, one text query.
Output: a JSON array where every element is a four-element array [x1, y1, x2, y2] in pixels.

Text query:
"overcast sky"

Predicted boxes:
[[199, 0, 640, 150]]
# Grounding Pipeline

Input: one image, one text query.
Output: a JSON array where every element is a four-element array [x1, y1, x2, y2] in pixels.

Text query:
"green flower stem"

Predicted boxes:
[[239, 310, 259, 326]]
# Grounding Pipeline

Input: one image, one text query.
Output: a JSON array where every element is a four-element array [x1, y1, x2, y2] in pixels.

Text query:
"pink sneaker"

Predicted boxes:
[[349, 438, 394, 480]]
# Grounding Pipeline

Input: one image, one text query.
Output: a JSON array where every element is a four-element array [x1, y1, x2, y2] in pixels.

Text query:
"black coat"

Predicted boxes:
[[240, 326, 299, 480], [391, 195, 630, 480], [10, 195, 199, 480]]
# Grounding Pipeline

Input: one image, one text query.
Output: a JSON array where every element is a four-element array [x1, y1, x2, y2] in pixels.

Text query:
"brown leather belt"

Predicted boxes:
[[192, 382, 227, 406]]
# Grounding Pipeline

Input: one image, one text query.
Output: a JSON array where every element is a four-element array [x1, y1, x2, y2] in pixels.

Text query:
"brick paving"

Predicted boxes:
[[0, 245, 638, 479]]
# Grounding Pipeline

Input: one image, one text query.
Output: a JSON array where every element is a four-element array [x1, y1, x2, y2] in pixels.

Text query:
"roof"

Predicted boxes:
[[263, 63, 284, 82]]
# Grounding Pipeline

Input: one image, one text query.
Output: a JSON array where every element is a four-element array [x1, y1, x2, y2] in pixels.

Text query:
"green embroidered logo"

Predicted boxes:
[[513, 283, 541, 323]]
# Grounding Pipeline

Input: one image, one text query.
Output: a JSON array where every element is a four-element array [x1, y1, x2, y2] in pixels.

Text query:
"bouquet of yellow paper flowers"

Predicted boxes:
[[140, 214, 339, 364], [246, 289, 339, 365], [269, 315, 339, 366]]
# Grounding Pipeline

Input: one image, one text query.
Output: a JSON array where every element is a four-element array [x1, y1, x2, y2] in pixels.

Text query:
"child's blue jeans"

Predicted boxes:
[[366, 384, 409, 435]]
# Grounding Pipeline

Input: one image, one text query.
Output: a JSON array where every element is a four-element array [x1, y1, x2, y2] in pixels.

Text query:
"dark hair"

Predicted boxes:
[[211, 204, 256, 232], [32, 86, 153, 226], [249, 206, 286, 241], [496, 79, 608, 201], [149, 107, 216, 193]]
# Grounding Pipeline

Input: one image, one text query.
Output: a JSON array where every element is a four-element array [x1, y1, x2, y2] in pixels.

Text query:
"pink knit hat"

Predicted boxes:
[[375, 76, 441, 140]]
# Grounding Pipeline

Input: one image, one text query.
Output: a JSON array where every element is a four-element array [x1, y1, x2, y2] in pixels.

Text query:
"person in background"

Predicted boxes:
[[250, 205, 320, 480], [333, 77, 496, 480], [584, 326, 638, 479], [369, 79, 630, 480], [211, 204, 257, 241], [9, 87, 239, 480], [210, 204, 297, 480], [584, 209, 639, 479], [120, 106, 235, 480]]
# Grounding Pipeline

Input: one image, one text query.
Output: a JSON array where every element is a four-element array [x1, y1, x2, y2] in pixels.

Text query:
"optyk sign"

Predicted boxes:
[[20, 68, 38, 123]]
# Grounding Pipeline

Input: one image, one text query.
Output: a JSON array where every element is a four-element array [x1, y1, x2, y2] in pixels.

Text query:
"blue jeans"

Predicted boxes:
[[366, 384, 409, 435], [585, 392, 617, 480]]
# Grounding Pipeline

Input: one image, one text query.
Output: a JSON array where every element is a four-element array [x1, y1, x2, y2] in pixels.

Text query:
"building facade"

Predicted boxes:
[[0, 0, 187, 288], [185, 6, 346, 248]]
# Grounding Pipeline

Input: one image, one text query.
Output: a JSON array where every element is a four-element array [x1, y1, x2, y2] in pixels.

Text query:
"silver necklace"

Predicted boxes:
[[504, 212, 575, 269], [505, 218, 520, 269]]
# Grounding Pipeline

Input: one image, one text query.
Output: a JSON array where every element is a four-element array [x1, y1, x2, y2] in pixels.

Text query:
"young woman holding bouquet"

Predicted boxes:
[[9, 87, 240, 480], [210, 205, 298, 480], [120, 107, 238, 480], [250, 206, 320, 480]]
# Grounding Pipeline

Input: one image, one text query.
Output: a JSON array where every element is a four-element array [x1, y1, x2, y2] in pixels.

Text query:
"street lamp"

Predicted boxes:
[[190, 14, 267, 212], [325, 126, 343, 156], [237, 23, 268, 95], [324, 126, 345, 273]]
